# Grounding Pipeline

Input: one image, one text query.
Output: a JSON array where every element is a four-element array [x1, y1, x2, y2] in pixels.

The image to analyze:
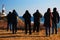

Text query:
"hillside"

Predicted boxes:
[[0, 17, 45, 30]]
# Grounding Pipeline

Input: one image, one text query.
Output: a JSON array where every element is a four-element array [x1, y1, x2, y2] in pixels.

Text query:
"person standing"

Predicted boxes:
[[33, 10, 42, 32], [7, 11, 12, 31], [52, 8, 59, 34], [12, 10, 18, 34], [44, 8, 52, 36], [23, 10, 31, 35]]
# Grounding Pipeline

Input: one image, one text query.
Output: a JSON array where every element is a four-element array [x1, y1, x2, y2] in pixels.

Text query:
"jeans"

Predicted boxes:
[[9, 23, 12, 31], [45, 25, 50, 36], [52, 22, 57, 34]]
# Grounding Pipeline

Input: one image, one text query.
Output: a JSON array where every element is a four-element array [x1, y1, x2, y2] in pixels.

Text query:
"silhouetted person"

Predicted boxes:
[[44, 8, 52, 36], [33, 10, 42, 32], [7, 11, 12, 31], [52, 8, 59, 34], [23, 10, 31, 34], [12, 10, 18, 34]]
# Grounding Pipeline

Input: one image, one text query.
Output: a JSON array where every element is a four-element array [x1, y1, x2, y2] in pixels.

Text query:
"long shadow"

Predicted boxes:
[[0, 29, 47, 38], [0, 35, 46, 38], [0, 32, 46, 38], [0, 32, 24, 35]]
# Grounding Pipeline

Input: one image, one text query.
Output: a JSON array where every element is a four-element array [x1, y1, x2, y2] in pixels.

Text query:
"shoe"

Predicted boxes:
[[46, 35, 48, 37], [7, 29, 8, 31], [29, 33, 32, 35]]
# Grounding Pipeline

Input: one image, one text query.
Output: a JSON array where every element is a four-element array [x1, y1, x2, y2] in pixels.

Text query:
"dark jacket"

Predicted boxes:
[[33, 12, 42, 23], [23, 11, 31, 23], [44, 12, 51, 26], [52, 11, 59, 23], [7, 13, 12, 23], [12, 11, 18, 23]]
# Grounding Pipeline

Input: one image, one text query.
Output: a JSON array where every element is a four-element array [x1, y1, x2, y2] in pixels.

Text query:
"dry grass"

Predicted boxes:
[[0, 29, 60, 40], [0, 19, 60, 40]]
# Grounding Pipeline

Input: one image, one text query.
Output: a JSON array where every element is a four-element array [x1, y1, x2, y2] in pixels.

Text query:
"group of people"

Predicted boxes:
[[23, 7, 59, 36], [23, 10, 42, 35], [7, 10, 18, 34], [7, 7, 59, 37], [44, 7, 59, 36]]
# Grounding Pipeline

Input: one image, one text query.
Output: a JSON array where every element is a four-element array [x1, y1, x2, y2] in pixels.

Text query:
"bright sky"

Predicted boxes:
[[0, 0, 60, 16]]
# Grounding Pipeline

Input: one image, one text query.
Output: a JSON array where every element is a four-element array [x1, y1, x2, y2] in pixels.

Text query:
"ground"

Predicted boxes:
[[0, 28, 60, 40]]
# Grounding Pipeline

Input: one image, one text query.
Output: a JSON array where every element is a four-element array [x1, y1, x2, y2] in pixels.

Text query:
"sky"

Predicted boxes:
[[0, 0, 60, 16]]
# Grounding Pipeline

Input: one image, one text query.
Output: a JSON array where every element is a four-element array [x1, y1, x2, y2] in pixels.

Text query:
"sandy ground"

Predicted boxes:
[[0, 28, 60, 40]]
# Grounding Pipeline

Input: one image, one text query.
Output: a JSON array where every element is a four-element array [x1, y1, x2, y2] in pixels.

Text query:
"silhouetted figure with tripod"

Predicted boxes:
[[33, 10, 42, 32], [23, 10, 31, 35]]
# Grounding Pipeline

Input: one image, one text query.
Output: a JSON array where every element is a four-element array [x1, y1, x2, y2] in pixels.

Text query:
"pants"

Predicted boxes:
[[45, 25, 50, 36], [7, 22, 12, 31], [12, 22, 17, 34], [52, 22, 57, 34], [33, 22, 40, 32], [25, 22, 31, 34], [9, 23, 12, 31]]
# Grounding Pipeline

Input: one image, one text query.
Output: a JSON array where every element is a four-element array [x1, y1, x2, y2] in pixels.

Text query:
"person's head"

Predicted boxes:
[[12, 9, 17, 14], [36, 10, 39, 13], [47, 8, 51, 12], [53, 7, 57, 12], [9, 11, 11, 14], [13, 9, 16, 13], [25, 10, 29, 14]]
